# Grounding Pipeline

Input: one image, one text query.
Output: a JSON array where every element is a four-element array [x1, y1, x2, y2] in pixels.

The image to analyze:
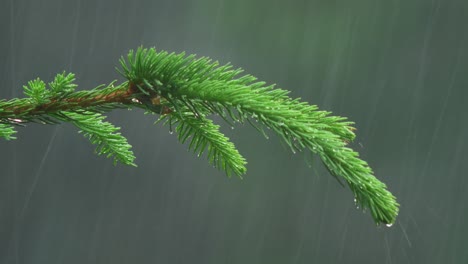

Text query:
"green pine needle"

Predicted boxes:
[[0, 123, 17, 140], [23, 78, 50, 104], [54, 111, 136, 166], [0, 46, 399, 225], [157, 110, 247, 177], [49, 72, 78, 96]]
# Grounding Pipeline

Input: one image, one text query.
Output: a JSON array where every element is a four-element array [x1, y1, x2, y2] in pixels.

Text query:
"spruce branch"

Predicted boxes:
[[156, 110, 247, 177], [0, 47, 399, 225], [53, 111, 136, 166]]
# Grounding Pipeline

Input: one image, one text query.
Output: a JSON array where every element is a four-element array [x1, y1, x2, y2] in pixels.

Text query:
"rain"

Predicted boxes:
[[0, 0, 467, 263]]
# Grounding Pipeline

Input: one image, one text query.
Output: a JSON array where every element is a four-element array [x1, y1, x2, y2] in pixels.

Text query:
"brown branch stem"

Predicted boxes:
[[0, 82, 139, 122]]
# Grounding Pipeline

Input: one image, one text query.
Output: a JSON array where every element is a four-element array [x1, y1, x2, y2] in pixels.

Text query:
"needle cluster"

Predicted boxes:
[[0, 47, 398, 225]]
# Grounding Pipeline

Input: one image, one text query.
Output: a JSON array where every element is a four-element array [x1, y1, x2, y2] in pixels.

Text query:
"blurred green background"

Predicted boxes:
[[1, 0, 467, 263]]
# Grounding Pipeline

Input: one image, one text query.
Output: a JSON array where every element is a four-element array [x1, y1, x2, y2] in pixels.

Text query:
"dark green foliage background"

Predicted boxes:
[[0, 0, 467, 263]]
